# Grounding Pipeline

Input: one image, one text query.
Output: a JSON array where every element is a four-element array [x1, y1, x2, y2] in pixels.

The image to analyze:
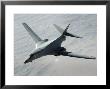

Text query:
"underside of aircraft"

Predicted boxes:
[[22, 23, 96, 64]]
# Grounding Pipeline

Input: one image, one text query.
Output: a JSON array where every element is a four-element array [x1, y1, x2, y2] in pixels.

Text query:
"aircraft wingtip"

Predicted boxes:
[[79, 37, 83, 38], [90, 56, 96, 59], [22, 22, 26, 25]]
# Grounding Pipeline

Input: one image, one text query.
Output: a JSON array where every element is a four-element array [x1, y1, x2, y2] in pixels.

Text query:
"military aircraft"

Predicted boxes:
[[22, 23, 96, 64]]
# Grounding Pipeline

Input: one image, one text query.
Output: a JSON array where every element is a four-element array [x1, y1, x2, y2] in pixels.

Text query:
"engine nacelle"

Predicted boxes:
[[54, 47, 66, 56], [60, 47, 66, 51]]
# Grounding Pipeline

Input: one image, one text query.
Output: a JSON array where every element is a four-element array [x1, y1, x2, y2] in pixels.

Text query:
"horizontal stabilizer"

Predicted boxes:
[[53, 24, 64, 34], [65, 32, 82, 38], [54, 24, 82, 38]]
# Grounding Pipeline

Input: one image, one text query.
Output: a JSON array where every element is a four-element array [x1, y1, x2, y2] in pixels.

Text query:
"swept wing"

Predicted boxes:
[[60, 51, 96, 59], [22, 23, 42, 43]]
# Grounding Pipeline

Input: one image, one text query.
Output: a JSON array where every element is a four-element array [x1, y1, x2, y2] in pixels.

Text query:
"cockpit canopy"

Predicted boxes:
[[44, 39, 48, 42]]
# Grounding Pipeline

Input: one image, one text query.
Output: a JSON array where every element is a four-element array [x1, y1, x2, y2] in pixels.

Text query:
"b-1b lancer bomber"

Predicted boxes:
[[22, 23, 96, 64]]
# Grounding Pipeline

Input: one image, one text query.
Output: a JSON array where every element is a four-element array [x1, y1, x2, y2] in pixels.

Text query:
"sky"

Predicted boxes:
[[14, 14, 97, 76]]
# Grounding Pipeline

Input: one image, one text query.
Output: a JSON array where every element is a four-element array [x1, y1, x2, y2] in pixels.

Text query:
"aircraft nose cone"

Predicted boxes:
[[24, 60, 28, 64], [24, 57, 32, 64]]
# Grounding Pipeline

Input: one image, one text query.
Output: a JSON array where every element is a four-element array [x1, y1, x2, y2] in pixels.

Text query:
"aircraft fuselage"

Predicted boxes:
[[24, 35, 66, 63]]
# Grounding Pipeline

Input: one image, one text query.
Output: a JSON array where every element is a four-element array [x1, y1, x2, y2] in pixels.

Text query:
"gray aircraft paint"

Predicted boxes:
[[14, 14, 97, 76]]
